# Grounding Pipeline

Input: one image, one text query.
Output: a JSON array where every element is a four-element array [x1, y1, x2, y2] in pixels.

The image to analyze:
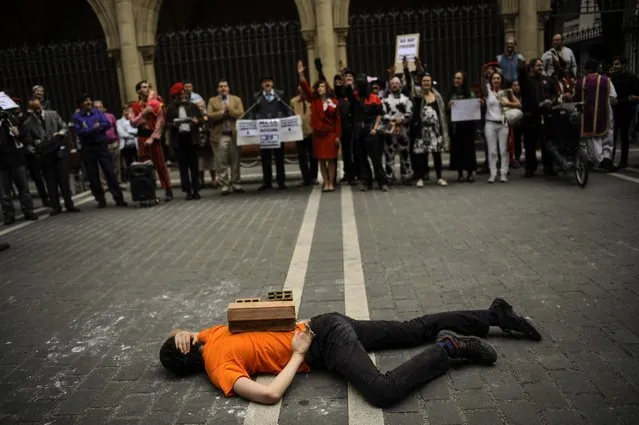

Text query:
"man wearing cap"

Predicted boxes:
[[72, 94, 127, 208], [129, 80, 173, 202], [166, 82, 202, 200], [250, 76, 292, 191]]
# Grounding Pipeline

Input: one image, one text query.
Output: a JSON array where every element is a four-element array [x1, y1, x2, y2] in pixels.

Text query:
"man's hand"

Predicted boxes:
[[142, 106, 154, 115], [191, 118, 199, 124], [93, 121, 101, 129], [174, 331, 197, 355], [291, 329, 312, 355], [370, 128, 378, 136], [144, 138, 154, 146], [335, 137, 341, 146], [9, 127, 19, 137], [297, 60, 305, 75]]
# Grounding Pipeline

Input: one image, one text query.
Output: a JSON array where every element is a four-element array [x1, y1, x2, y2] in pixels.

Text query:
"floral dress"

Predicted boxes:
[[414, 100, 443, 154]]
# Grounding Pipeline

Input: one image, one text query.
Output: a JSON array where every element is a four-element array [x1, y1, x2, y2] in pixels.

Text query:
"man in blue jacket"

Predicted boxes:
[[72, 94, 127, 208]]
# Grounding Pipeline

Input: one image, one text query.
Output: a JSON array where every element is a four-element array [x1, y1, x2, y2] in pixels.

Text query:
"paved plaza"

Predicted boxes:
[[1, 158, 639, 425]]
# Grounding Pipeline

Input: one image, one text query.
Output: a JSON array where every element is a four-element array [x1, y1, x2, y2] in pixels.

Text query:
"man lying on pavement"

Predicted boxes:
[[159, 297, 541, 408]]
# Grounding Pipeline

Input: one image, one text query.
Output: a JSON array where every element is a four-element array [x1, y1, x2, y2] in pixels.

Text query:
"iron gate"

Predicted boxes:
[[347, 2, 504, 97], [155, 21, 306, 109], [0, 40, 121, 121]]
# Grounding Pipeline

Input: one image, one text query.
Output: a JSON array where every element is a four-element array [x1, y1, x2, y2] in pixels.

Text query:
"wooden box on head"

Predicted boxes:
[[227, 290, 296, 333]]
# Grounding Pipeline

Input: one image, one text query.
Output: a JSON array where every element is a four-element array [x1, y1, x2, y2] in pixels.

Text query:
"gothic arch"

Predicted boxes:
[[86, 0, 119, 51], [135, 0, 164, 47]]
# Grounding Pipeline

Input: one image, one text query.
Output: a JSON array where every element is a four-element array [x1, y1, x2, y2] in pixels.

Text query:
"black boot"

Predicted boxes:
[[165, 189, 173, 202], [489, 298, 542, 341]]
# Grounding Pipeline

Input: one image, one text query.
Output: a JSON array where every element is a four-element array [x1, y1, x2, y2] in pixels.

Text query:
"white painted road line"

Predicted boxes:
[[243, 186, 322, 425], [609, 172, 639, 184], [341, 186, 385, 425]]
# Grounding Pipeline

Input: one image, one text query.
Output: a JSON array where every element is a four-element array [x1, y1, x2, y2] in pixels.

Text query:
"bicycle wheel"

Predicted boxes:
[[574, 148, 589, 188]]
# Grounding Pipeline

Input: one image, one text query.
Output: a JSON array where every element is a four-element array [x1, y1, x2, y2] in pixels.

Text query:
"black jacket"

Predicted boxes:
[[0, 121, 26, 168], [250, 90, 292, 120], [517, 64, 559, 115], [165, 102, 203, 148]]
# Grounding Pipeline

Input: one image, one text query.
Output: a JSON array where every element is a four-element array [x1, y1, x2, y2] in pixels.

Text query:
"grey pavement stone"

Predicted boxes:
[[425, 400, 463, 425], [1, 163, 639, 425], [464, 409, 504, 425]]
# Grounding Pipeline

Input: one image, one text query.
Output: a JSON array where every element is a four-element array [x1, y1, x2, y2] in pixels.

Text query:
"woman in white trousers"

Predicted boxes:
[[483, 71, 520, 183]]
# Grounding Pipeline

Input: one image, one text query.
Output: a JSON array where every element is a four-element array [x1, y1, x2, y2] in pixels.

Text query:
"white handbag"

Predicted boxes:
[[503, 107, 523, 127]]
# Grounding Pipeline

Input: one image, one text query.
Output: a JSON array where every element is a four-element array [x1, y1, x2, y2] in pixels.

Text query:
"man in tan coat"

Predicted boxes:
[[207, 79, 245, 195]]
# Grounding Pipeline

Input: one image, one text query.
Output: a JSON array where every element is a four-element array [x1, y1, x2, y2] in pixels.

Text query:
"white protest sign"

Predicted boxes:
[[451, 99, 482, 122], [237, 119, 259, 137], [278, 115, 303, 142], [395, 33, 420, 73], [0, 92, 19, 110], [258, 119, 281, 149]]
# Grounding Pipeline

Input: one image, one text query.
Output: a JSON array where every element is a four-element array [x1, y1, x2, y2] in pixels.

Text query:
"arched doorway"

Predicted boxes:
[[155, 1, 304, 107], [347, 0, 504, 95], [0, 0, 121, 120]]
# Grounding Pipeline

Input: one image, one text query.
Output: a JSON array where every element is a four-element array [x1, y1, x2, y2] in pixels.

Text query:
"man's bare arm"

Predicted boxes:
[[232, 329, 312, 404]]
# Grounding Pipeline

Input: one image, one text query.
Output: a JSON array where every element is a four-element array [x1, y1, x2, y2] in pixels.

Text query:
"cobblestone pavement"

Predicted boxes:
[[0, 161, 638, 425]]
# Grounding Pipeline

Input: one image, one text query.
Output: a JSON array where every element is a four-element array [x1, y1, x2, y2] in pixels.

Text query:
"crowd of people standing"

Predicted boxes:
[[1, 33, 639, 253]]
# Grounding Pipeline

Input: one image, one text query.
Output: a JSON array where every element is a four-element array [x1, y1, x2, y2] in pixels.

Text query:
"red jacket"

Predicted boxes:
[[300, 80, 341, 136]]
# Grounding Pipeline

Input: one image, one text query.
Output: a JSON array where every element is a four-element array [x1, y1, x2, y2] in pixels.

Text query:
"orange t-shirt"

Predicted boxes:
[[197, 323, 311, 396]]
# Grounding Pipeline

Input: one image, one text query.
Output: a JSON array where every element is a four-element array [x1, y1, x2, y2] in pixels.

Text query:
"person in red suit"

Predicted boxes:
[[296, 60, 342, 192], [128, 81, 173, 202]]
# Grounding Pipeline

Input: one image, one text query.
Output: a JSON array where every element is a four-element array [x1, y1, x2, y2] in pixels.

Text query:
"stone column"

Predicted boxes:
[[115, 0, 143, 101], [139, 45, 157, 90], [314, 0, 338, 83], [335, 27, 349, 71], [302, 30, 318, 83], [108, 49, 127, 105], [503, 14, 517, 43], [518, 0, 539, 62], [537, 14, 550, 58]]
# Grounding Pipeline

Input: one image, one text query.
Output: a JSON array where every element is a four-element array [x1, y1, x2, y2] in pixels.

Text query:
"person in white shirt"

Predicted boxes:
[[116, 106, 138, 182], [542, 34, 577, 78], [483, 70, 521, 183]]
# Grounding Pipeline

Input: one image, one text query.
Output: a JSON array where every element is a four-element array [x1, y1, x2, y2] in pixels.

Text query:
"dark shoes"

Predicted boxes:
[[164, 190, 173, 202], [436, 330, 497, 365], [258, 184, 272, 191], [3, 216, 15, 226], [97, 199, 107, 209], [0, 242, 9, 252], [115, 199, 128, 207], [24, 212, 39, 221], [192, 191, 201, 200], [50, 208, 62, 216], [490, 298, 542, 341], [67, 206, 81, 213]]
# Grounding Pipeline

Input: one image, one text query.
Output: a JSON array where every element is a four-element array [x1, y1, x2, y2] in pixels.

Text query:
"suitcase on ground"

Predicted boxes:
[[129, 162, 159, 207]]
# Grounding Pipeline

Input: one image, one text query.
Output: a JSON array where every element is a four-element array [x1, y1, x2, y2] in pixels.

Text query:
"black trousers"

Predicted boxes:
[[176, 133, 200, 193], [341, 127, 356, 180], [414, 152, 443, 180], [0, 165, 34, 218], [121, 146, 138, 182], [355, 131, 386, 187], [297, 136, 317, 184], [82, 144, 124, 203], [42, 152, 74, 210], [260, 146, 285, 186], [613, 108, 633, 166], [522, 114, 541, 173], [306, 311, 495, 408], [25, 153, 48, 202]]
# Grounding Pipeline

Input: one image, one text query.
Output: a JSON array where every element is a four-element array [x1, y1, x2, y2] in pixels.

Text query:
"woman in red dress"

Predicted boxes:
[[297, 60, 341, 192]]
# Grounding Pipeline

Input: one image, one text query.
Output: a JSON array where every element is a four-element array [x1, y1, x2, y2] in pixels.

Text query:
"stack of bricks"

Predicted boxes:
[[227, 290, 296, 333]]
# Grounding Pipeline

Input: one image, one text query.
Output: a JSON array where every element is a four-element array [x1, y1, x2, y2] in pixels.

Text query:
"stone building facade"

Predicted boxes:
[[87, 0, 552, 104]]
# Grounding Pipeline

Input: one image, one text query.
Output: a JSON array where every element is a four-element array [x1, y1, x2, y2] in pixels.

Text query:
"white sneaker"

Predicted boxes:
[[488, 176, 495, 183], [437, 178, 448, 186], [416, 179, 424, 188], [500, 176, 508, 183]]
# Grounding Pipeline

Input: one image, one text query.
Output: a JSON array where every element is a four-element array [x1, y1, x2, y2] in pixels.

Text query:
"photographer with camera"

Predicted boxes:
[[0, 94, 38, 225]]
